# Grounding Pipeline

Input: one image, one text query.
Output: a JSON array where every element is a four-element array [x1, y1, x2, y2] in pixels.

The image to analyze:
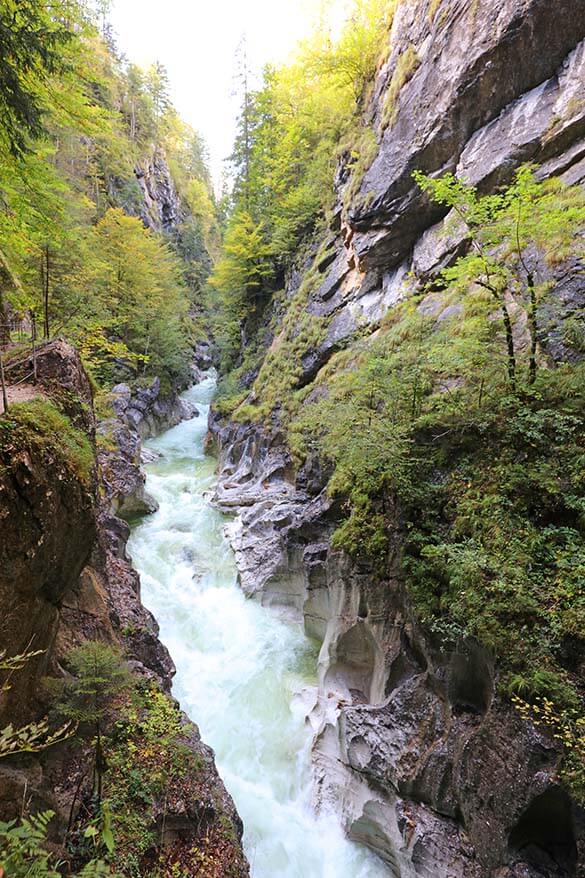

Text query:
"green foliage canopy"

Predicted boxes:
[[210, 0, 395, 369]]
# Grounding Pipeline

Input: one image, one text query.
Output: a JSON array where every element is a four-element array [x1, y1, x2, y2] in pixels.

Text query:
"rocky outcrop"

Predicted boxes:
[[211, 411, 583, 877], [0, 341, 248, 876], [0, 341, 97, 723], [350, 0, 585, 271], [210, 0, 585, 874], [109, 377, 196, 440], [98, 378, 197, 519], [134, 148, 185, 235]]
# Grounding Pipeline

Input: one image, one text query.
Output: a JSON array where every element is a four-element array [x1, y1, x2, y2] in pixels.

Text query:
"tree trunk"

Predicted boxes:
[[527, 272, 538, 385], [0, 348, 8, 414], [31, 311, 37, 385], [0, 287, 10, 347], [500, 296, 516, 388], [43, 245, 50, 340], [95, 722, 104, 806]]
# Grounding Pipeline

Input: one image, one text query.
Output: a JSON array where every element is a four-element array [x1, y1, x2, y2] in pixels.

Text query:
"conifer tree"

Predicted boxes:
[[0, 0, 72, 156], [51, 642, 131, 804]]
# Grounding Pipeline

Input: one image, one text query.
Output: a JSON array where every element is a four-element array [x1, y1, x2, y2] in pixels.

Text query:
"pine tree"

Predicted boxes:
[[0, 0, 73, 156], [51, 642, 131, 804]]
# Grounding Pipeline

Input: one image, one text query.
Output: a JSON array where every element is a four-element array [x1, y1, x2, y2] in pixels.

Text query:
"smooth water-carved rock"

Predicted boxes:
[[110, 377, 196, 439], [209, 1, 585, 873], [211, 365, 581, 875]]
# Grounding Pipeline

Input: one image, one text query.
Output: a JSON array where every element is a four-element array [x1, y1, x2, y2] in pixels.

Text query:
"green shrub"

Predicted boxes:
[[105, 685, 203, 875], [0, 810, 111, 878]]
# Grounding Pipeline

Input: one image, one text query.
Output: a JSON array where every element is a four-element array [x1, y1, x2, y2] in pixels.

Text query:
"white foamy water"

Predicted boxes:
[[127, 375, 389, 878]]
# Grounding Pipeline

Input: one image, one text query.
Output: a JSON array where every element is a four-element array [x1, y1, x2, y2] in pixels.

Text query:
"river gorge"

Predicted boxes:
[[0, 0, 583, 874], [128, 376, 389, 877]]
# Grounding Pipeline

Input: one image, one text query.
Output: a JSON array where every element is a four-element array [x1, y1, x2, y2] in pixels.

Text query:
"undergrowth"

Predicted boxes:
[[104, 684, 203, 876], [0, 398, 95, 486]]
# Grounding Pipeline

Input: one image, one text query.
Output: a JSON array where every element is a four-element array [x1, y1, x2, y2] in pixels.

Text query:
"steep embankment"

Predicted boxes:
[[210, 0, 585, 875], [0, 340, 249, 877]]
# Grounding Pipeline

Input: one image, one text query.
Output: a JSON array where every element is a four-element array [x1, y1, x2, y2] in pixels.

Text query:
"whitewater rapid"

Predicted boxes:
[[127, 376, 389, 877]]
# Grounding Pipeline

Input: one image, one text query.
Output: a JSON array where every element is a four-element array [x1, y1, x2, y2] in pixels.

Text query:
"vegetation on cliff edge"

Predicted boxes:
[[217, 163, 585, 799], [0, 398, 95, 485], [0, 0, 218, 393], [209, 0, 395, 372]]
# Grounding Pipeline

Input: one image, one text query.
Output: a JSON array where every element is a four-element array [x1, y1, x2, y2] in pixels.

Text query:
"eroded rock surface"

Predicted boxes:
[[0, 342, 248, 876], [210, 0, 585, 874], [211, 409, 582, 877], [134, 148, 185, 235], [97, 378, 198, 519], [351, 0, 585, 270]]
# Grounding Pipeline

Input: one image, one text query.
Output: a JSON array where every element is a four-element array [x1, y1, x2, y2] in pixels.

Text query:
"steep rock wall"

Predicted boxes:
[[108, 146, 186, 236], [210, 0, 585, 875], [134, 148, 186, 235], [0, 341, 249, 876], [98, 377, 199, 519]]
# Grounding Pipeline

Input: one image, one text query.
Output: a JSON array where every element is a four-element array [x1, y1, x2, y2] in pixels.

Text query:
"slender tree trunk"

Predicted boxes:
[[0, 348, 8, 414], [411, 373, 419, 418], [43, 245, 50, 340], [484, 281, 517, 389], [501, 299, 516, 388], [0, 288, 10, 347], [95, 720, 103, 806], [31, 311, 37, 385], [527, 272, 538, 384], [66, 769, 88, 839], [244, 88, 250, 208]]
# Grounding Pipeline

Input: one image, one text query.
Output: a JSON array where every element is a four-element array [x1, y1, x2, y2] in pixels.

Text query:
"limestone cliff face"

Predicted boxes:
[[107, 145, 185, 236], [0, 340, 249, 877], [133, 147, 186, 235], [350, 0, 585, 271], [210, 1, 585, 875]]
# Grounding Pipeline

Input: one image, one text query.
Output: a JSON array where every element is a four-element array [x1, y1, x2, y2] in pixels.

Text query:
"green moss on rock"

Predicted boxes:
[[0, 398, 95, 487]]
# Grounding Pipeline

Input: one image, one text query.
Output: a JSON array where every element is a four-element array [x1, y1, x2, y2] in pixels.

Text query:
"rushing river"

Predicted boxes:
[[128, 376, 389, 878]]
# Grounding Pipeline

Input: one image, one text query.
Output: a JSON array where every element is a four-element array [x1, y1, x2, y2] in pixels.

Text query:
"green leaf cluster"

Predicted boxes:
[[0, 0, 218, 391], [210, 0, 395, 370], [0, 648, 73, 760], [0, 810, 111, 878], [49, 641, 131, 731]]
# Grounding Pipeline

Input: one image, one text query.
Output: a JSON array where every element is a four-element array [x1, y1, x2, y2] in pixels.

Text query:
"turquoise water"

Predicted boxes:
[[128, 376, 389, 877]]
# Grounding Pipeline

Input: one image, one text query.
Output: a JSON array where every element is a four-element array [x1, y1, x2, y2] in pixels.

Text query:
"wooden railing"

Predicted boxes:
[[0, 319, 42, 414]]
